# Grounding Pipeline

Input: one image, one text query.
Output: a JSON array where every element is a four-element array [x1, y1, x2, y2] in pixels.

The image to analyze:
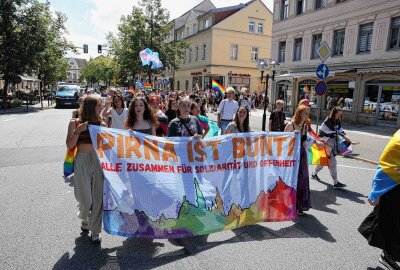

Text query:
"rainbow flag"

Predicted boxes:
[[63, 146, 77, 177], [144, 83, 152, 91], [212, 80, 225, 96], [307, 129, 329, 166], [369, 130, 400, 202]]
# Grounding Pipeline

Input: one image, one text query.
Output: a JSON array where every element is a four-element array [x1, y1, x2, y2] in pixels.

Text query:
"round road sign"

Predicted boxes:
[[315, 81, 328, 96]]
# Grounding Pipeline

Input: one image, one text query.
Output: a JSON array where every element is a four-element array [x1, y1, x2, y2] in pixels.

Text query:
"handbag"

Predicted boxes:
[[63, 119, 79, 177]]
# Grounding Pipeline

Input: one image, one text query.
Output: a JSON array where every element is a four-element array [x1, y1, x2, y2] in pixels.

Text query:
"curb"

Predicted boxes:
[[341, 155, 378, 165], [0, 105, 55, 115]]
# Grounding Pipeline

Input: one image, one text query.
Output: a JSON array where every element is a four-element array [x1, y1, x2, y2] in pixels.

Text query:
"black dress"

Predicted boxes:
[[358, 184, 400, 260]]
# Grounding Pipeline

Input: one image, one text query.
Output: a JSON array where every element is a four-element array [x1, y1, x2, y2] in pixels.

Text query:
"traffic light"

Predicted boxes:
[[98, 45, 102, 54], [83, 44, 88, 53]]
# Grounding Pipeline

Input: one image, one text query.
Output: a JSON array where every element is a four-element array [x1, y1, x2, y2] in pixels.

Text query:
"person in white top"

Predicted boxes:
[[217, 87, 239, 134], [102, 93, 128, 129]]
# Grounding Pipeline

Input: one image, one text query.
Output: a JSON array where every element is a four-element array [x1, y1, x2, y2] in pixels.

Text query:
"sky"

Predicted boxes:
[[40, 0, 274, 60]]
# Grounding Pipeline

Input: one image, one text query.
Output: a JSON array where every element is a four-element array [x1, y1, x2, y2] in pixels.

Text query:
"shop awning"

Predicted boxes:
[[357, 66, 400, 74], [276, 69, 352, 80]]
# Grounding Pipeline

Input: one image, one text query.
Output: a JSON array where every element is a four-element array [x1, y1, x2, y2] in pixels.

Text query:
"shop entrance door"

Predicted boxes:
[[365, 83, 400, 126]]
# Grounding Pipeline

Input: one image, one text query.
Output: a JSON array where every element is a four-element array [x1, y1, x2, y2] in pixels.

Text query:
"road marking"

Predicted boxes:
[[346, 130, 391, 139], [1, 118, 16, 122], [337, 164, 376, 171]]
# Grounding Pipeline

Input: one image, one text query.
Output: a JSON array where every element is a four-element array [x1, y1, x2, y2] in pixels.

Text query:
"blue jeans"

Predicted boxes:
[[220, 120, 231, 134]]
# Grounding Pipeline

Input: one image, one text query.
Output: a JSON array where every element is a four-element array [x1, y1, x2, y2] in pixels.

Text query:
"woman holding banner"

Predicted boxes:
[[224, 106, 251, 134], [284, 105, 312, 215], [168, 97, 203, 138], [66, 95, 106, 243], [125, 97, 157, 135]]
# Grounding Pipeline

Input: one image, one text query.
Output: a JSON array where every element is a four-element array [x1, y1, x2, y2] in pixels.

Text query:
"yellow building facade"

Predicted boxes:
[[171, 0, 272, 93]]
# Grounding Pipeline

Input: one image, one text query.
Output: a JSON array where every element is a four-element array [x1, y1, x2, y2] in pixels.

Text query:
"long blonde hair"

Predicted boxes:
[[292, 105, 309, 126]]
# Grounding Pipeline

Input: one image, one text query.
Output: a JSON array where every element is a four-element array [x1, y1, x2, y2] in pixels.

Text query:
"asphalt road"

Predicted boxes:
[[0, 108, 392, 270]]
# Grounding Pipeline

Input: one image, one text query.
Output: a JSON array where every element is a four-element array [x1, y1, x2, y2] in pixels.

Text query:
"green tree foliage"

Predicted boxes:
[[0, 0, 72, 108], [107, 0, 187, 84], [80, 56, 119, 86]]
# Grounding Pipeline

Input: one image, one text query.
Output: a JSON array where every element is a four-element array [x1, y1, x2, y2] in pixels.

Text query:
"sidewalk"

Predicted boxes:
[[0, 100, 55, 115]]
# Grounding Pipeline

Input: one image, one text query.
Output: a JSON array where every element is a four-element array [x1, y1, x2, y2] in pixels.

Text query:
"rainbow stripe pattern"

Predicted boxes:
[[63, 146, 77, 177], [308, 129, 329, 166], [212, 80, 225, 96], [369, 130, 400, 202], [144, 83, 152, 91]]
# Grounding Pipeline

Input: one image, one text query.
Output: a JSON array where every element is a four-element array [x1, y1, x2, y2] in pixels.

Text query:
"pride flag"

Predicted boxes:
[[129, 86, 136, 94], [212, 80, 225, 96], [144, 83, 152, 91], [63, 147, 77, 177], [369, 130, 400, 202], [307, 129, 329, 166]]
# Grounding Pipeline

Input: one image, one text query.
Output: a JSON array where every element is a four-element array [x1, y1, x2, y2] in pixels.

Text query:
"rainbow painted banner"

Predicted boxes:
[[63, 147, 77, 177], [89, 126, 301, 239]]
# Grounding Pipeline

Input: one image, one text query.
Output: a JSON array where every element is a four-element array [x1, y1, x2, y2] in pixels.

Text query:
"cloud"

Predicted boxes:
[[86, 0, 137, 35]]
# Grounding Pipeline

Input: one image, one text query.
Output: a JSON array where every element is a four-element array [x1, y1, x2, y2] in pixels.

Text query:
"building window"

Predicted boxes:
[[358, 23, 373, 53], [181, 32, 184, 40], [297, 0, 305, 15], [315, 0, 326, 9], [279, 41, 286, 63], [185, 80, 189, 90], [203, 19, 210, 29], [186, 27, 189, 37], [281, 0, 289, 20], [231, 44, 238, 60], [333, 29, 345, 56], [336, 0, 346, 2], [189, 48, 192, 63], [202, 44, 206, 60], [389, 17, 400, 49], [193, 23, 197, 33], [249, 21, 255, 32], [195, 46, 198, 61], [251, 47, 258, 61], [177, 81, 180, 90], [293, 38, 302, 61], [311, 34, 322, 59], [258, 23, 263, 34]]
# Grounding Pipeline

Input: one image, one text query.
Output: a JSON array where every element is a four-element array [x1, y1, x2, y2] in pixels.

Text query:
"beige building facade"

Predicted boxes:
[[271, 0, 400, 128], [169, 0, 273, 94]]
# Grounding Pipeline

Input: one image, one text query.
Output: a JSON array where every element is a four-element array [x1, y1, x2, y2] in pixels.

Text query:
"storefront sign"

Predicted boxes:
[[299, 80, 316, 85], [191, 72, 203, 75], [383, 86, 400, 91]]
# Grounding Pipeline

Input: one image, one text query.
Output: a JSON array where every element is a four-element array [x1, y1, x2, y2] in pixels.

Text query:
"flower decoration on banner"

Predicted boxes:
[[139, 48, 163, 69]]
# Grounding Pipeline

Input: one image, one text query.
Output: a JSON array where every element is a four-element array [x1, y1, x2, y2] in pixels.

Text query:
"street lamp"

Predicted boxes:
[[257, 59, 279, 131], [269, 60, 279, 109]]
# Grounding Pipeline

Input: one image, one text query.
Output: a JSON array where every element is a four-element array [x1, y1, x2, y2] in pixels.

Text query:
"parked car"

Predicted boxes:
[[55, 84, 79, 108]]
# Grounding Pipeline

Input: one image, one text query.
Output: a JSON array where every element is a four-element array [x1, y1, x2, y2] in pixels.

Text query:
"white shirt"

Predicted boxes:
[[111, 108, 128, 129], [217, 99, 239, 120]]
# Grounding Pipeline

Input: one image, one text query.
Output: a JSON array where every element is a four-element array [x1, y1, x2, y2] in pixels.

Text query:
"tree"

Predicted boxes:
[[0, 0, 72, 109], [107, 0, 187, 85], [80, 56, 119, 87]]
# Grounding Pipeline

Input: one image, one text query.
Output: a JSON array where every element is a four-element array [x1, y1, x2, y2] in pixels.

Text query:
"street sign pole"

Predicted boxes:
[[315, 41, 332, 133]]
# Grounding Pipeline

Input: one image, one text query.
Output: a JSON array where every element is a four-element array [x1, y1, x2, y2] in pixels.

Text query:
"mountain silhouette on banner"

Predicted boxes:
[[104, 177, 297, 239]]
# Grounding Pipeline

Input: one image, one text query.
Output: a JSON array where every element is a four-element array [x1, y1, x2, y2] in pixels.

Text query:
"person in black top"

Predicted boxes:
[[165, 99, 178, 123], [269, 99, 286, 132], [168, 97, 203, 138], [66, 95, 106, 244], [284, 105, 313, 216]]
